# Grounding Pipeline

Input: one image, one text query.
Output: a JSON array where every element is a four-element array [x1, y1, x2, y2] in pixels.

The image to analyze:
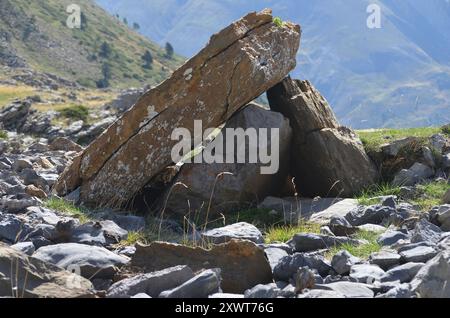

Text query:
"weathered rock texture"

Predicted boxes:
[[130, 240, 272, 294], [0, 243, 93, 298], [267, 77, 377, 197], [166, 103, 292, 217], [54, 9, 301, 208]]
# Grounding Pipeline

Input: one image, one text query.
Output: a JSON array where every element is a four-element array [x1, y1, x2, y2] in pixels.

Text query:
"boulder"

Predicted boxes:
[[411, 219, 442, 245], [202, 222, 264, 244], [381, 137, 418, 157], [349, 264, 385, 284], [393, 163, 434, 187], [288, 233, 361, 253], [369, 251, 401, 271], [166, 104, 292, 217], [377, 230, 410, 246], [0, 243, 93, 298], [331, 250, 360, 276], [54, 9, 301, 208], [381, 262, 424, 283], [345, 205, 395, 227], [411, 252, 450, 298], [399, 246, 438, 263], [0, 100, 32, 131], [49, 137, 83, 153], [314, 282, 374, 298], [131, 239, 272, 294], [267, 77, 377, 197], [159, 269, 221, 298], [32, 243, 130, 279], [264, 247, 290, 271], [273, 253, 332, 280], [0, 212, 33, 243], [435, 205, 450, 230], [107, 266, 195, 298]]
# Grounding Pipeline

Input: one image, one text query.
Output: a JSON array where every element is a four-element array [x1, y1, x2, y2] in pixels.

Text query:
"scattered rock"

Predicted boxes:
[[346, 205, 395, 227], [399, 246, 438, 263], [331, 250, 361, 276], [411, 219, 442, 244], [244, 283, 281, 298], [410, 252, 450, 298], [381, 262, 425, 283], [107, 266, 195, 298], [0, 243, 93, 298], [369, 251, 401, 271], [329, 216, 357, 236], [349, 264, 385, 284], [10, 241, 35, 255], [273, 253, 332, 280], [32, 243, 130, 279], [25, 185, 47, 199], [267, 77, 377, 197], [314, 282, 374, 298], [159, 269, 221, 298], [288, 233, 361, 253], [49, 137, 83, 152], [376, 283, 414, 298], [377, 230, 409, 246], [393, 163, 434, 187], [131, 240, 272, 293], [202, 222, 264, 244], [264, 247, 289, 271]]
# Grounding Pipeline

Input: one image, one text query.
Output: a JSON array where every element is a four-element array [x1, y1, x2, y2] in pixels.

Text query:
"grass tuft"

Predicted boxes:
[[58, 105, 89, 121], [273, 17, 284, 28], [355, 183, 402, 206], [413, 180, 450, 211], [326, 230, 382, 260], [45, 197, 91, 224], [265, 222, 321, 244]]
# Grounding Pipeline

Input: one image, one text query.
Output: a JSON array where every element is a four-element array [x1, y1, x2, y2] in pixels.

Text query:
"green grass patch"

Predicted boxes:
[[355, 183, 402, 206], [58, 105, 89, 121], [273, 17, 284, 28], [357, 127, 441, 153], [326, 230, 382, 260], [0, 130, 8, 139], [265, 222, 322, 244], [413, 180, 450, 211], [45, 197, 91, 224]]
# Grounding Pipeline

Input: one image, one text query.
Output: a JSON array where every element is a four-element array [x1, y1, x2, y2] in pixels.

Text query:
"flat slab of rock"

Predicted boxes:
[[314, 282, 374, 298], [54, 9, 301, 208], [131, 240, 272, 294], [399, 246, 438, 263], [381, 262, 425, 283], [288, 233, 361, 253], [369, 251, 401, 271], [349, 264, 385, 284], [159, 269, 221, 298], [32, 243, 130, 279], [202, 222, 264, 244], [107, 265, 195, 298], [411, 252, 450, 298], [0, 243, 93, 298], [267, 77, 377, 197]]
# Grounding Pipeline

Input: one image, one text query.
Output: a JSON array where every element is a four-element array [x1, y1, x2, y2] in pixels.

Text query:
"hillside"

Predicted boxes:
[[0, 0, 184, 89], [96, 0, 450, 128]]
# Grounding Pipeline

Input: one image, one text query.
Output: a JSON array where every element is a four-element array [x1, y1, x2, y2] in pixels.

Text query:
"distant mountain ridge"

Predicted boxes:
[[96, 0, 450, 128], [0, 0, 184, 89]]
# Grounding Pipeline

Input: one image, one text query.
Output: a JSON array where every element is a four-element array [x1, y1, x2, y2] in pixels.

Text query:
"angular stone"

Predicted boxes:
[[33, 243, 130, 279], [331, 250, 361, 276], [345, 205, 395, 227], [10, 242, 35, 256], [0, 212, 33, 243], [411, 219, 442, 244], [267, 77, 377, 197], [435, 205, 450, 231], [244, 283, 281, 298], [202, 222, 264, 244], [49, 137, 83, 152], [159, 269, 221, 298], [0, 243, 93, 298], [264, 247, 289, 271], [393, 163, 434, 187], [411, 252, 450, 298], [131, 240, 272, 294], [55, 9, 301, 208], [369, 251, 401, 270], [381, 137, 418, 157], [273, 253, 332, 280], [381, 263, 425, 283], [288, 233, 361, 253], [376, 284, 414, 298], [314, 282, 374, 298], [166, 104, 292, 217], [349, 264, 385, 284], [377, 230, 409, 246], [329, 216, 357, 236], [399, 246, 438, 263], [106, 266, 195, 298]]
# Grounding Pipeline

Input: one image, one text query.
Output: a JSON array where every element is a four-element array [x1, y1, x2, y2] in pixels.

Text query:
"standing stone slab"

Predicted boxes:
[[54, 9, 301, 208], [267, 77, 377, 197]]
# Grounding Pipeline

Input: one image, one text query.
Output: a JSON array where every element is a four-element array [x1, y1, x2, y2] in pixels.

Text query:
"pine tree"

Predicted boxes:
[[141, 50, 153, 69], [99, 42, 112, 58], [133, 22, 140, 31], [165, 42, 174, 59]]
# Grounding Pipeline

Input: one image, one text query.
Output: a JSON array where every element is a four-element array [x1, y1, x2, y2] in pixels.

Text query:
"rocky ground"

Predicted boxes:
[[0, 9, 450, 299]]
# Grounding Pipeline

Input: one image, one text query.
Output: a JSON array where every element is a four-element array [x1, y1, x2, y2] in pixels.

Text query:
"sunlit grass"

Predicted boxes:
[[44, 197, 91, 224], [265, 222, 321, 244], [0, 85, 35, 108], [326, 230, 382, 260], [355, 183, 402, 206]]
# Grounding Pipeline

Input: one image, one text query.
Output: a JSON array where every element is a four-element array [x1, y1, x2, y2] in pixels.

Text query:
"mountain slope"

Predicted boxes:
[[0, 0, 184, 88], [96, 0, 450, 128]]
